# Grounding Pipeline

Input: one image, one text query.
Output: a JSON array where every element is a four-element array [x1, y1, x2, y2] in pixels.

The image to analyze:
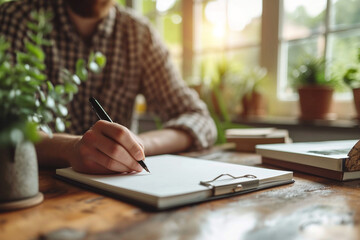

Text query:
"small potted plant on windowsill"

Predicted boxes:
[[343, 48, 360, 120], [0, 11, 105, 211], [238, 66, 268, 118], [291, 56, 340, 121]]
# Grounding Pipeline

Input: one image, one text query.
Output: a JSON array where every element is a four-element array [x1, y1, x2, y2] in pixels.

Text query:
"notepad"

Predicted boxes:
[[56, 155, 293, 210]]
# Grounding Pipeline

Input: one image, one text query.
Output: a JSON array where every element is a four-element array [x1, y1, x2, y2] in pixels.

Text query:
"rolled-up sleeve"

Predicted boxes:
[[138, 23, 217, 150]]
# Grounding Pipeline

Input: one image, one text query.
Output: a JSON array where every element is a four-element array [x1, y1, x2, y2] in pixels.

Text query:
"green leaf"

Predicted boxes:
[[41, 110, 53, 122], [55, 117, 65, 132], [46, 81, 54, 91], [72, 74, 81, 85], [64, 82, 78, 93], [88, 52, 106, 73], [26, 22, 39, 32], [57, 104, 68, 117], [94, 52, 106, 68], [88, 61, 100, 73], [55, 85, 65, 95], [24, 121, 40, 143], [46, 95, 55, 109], [39, 124, 53, 138], [25, 42, 45, 61], [39, 90, 46, 103], [76, 59, 88, 81]]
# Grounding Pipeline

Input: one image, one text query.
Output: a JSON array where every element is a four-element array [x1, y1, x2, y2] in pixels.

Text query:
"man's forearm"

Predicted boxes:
[[138, 128, 193, 156], [35, 132, 80, 168]]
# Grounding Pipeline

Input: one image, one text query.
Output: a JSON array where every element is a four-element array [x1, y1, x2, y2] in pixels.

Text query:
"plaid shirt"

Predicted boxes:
[[0, 0, 217, 149]]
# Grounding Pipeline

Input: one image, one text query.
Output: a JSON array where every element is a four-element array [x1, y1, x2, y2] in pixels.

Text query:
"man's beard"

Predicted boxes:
[[64, 0, 114, 18]]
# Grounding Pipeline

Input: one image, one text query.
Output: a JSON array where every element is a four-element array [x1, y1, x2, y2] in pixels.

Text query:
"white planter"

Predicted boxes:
[[0, 141, 43, 210]]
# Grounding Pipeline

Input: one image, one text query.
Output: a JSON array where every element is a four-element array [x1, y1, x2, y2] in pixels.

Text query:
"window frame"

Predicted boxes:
[[262, 0, 358, 118], [127, 0, 358, 119]]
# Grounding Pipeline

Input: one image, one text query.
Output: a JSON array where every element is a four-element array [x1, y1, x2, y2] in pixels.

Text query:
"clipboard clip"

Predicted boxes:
[[200, 174, 259, 196]]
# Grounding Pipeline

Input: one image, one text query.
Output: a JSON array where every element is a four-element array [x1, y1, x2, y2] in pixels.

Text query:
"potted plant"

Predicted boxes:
[[0, 11, 105, 211], [238, 66, 268, 118], [291, 56, 339, 121], [343, 48, 360, 120]]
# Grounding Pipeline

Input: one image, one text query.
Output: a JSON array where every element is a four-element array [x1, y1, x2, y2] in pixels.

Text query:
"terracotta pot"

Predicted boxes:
[[241, 91, 266, 118], [298, 86, 334, 120], [0, 141, 43, 210], [352, 88, 360, 120]]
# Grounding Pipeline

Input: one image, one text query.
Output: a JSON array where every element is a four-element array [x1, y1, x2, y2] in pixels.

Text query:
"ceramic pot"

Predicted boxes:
[[0, 142, 39, 202], [241, 91, 266, 118], [298, 86, 334, 120], [352, 88, 360, 120]]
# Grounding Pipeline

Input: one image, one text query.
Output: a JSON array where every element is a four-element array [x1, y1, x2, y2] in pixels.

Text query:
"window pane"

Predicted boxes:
[[283, 0, 326, 40], [142, 0, 156, 15], [194, 48, 260, 79], [200, 0, 227, 49], [160, 12, 182, 57], [227, 0, 262, 47], [328, 30, 360, 81], [331, 0, 360, 29], [192, 47, 260, 117], [279, 38, 322, 99], [141, 0, 182, 59], [198, 0, 262, 50]]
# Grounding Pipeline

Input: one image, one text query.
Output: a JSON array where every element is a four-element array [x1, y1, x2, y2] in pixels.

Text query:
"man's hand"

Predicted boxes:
[[71, 120, 145, 174]]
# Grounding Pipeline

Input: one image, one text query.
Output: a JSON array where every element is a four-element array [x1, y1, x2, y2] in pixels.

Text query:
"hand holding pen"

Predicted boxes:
[[89, 97, 150, 173], [68, 97, 150, 174]]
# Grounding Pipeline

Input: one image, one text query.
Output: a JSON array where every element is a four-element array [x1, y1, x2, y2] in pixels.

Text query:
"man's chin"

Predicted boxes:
[[64, 0, 114, 19]]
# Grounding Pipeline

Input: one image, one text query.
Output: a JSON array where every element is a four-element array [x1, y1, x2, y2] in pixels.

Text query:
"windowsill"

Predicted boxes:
[[136, 113, 360, 143]]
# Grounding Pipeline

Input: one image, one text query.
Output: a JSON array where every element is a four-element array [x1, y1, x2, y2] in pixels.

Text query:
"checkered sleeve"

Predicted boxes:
[[138, 23, 217, 150]]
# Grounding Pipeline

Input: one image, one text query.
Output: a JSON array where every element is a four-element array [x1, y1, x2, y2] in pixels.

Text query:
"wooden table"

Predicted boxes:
[[1, 150, 360, 240]]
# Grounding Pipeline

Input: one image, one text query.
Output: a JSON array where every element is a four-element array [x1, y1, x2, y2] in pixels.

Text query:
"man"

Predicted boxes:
[[0, 0, 217, 173]]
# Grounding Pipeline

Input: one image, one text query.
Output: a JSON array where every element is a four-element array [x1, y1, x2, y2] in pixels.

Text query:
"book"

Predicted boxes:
[[226, 128, 291, 152], [256, 140, 360, 181], [56, 155, 293, 210], [226, 128, 277, 138]]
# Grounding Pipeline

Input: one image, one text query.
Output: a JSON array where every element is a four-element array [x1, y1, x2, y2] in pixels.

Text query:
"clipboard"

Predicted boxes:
[[56, 155, 294, 210]]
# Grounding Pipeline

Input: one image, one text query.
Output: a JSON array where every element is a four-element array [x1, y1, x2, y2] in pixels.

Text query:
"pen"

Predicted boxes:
[[89, 97, 150, 173]]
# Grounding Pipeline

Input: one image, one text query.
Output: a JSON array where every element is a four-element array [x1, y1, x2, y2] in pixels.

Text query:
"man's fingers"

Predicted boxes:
[[93, 120, 145, 160], [82, 125, 143, 172], [78, 143, 135, 173]]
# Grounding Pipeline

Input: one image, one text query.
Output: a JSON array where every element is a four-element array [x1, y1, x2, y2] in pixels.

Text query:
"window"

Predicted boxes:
[[122, 0, 183, 71], [126, 0, 360, 119], [127, 0, 262, 82], [193, 0, 262, 81], [279, 0, 360, 100]]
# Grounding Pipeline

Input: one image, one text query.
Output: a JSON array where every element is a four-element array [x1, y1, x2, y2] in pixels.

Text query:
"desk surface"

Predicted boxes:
[[1, 151, 360, 240]]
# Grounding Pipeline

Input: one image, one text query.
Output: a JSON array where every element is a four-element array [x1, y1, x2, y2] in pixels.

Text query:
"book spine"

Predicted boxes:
[[262, 157, 344, 181]]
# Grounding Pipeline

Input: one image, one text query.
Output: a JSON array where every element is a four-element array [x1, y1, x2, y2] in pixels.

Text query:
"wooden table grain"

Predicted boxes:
[[1, 151, 360, 240]]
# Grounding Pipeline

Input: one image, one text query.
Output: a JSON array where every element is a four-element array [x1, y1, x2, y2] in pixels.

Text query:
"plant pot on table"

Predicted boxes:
[[0, 141, 43, 211]]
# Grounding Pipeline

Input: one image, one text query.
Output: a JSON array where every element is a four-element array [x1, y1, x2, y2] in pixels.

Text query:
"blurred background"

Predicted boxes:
[[114, 0, 360, 121]]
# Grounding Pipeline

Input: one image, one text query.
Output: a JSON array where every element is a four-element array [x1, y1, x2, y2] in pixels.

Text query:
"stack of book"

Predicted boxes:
[[226, 128, 292, 152], [256, 139, 360, 181]]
